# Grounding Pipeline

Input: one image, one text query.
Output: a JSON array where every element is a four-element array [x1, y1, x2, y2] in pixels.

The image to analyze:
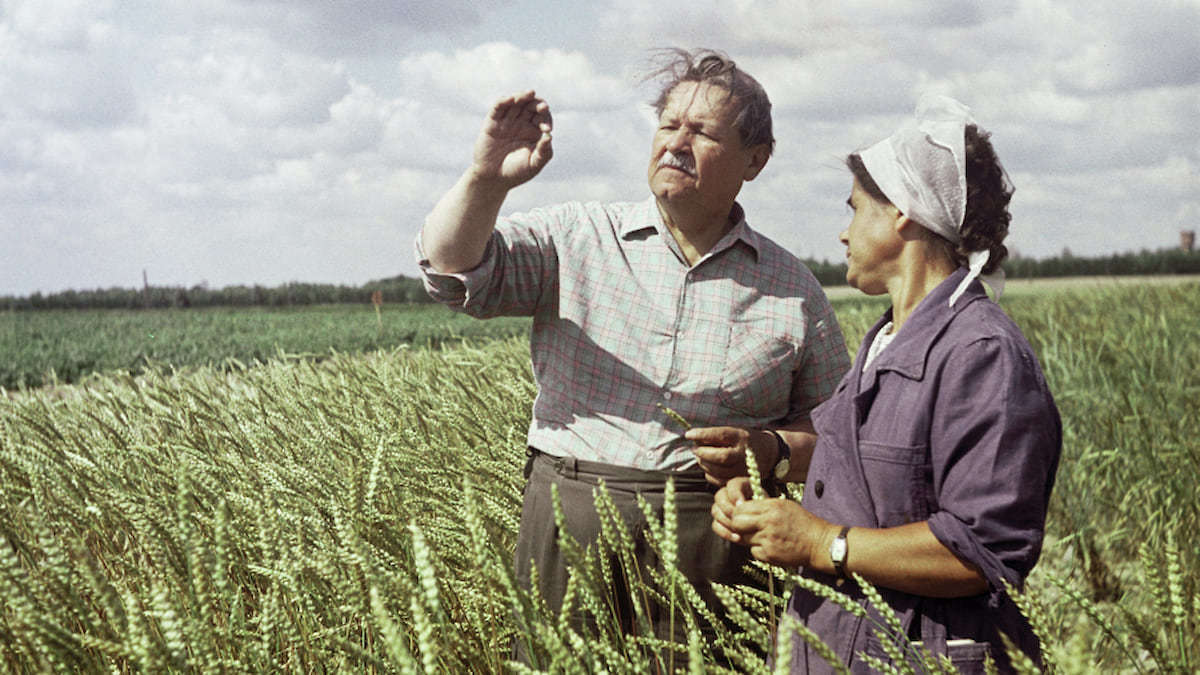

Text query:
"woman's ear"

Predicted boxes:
[[894, 213, 923, 241]]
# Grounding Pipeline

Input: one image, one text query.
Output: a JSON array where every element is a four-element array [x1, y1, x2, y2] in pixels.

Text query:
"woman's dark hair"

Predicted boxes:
[[846, 125, 1013, 274]]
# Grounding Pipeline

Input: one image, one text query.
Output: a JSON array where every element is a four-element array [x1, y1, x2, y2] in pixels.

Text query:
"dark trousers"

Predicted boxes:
[[513, 448, 763, 641]]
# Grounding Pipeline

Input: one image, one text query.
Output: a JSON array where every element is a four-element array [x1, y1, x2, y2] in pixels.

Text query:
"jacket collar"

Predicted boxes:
[[858, 267, 989, 383]]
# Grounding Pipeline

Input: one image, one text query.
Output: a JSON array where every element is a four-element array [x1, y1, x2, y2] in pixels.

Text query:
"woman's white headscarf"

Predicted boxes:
[[858, 94, 1005, 306]]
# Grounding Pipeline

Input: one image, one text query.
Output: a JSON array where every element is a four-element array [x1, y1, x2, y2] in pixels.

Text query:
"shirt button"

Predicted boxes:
[[813, 480, 824, 498], [663, 392, 672, 400]]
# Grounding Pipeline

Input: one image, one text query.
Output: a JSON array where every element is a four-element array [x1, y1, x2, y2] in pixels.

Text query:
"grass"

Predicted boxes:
[[1, 281, 1198, 672], [0, 303, 530, 390]]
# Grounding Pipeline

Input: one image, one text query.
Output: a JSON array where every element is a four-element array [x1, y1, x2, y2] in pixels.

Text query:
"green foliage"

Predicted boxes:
[[1019, 283, 1200, 592], [1, 338, 536, 671], [0, 304, 530, 390], [1004, 248, 1200, 279], [4, 249, 1196, 312], [799, 247, 1200, 288], [1, 275, 435, 311], [799, 258, 851, 287], [1, 281, 1198, 672]]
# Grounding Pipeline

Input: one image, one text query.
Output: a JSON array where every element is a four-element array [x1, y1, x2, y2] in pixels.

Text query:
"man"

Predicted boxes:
[[416, 48, 849, 637]]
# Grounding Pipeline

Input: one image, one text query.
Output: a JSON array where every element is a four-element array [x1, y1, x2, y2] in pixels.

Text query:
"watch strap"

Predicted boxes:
[[766, 429, 790, 480]]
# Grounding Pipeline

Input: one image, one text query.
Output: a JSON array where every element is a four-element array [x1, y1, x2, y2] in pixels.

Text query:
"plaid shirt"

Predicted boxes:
[[416, 197, 850, 471]]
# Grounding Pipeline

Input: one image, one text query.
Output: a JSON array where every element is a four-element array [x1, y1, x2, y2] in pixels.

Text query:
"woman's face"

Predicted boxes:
[[839, 178, 904, 295]]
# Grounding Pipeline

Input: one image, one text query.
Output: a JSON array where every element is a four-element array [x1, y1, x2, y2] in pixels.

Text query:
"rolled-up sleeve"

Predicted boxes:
[[414, 204, 565, 318], [926, 336, 1061, 598], [415, 231, 500, 307]]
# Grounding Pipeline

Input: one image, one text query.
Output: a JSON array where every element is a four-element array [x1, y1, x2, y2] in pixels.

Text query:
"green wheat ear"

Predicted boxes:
[[1002, 578, 1057, 674], [656, 402, 692, 430], [743, 442, 768, 501]]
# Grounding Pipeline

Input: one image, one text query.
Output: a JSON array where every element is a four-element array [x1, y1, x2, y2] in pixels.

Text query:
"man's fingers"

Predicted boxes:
[[696, 459, 740, 488], [694, 444, 747, 486], [491, 91, 548, 128], [685, 426, 745, 446], [702, 473, 724, 487], [693, 444, 740, 465], [504, 89, 536, 107], [531, 133, 553, 169], [695, 454, 737, 474], [491, 92, 524, 119], [505, 103, 536, 128]]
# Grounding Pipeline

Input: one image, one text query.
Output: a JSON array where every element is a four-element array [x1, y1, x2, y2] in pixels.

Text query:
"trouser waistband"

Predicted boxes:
[[527, 447, 714, 493]]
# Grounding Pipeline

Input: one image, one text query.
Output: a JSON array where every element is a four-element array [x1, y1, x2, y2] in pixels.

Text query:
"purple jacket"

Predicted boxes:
[[786, 269, 1062, 674]]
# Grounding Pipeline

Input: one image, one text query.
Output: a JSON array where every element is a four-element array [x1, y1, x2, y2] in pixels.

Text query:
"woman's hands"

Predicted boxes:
[[710, 477, 837, 569], [712, 478, 990, 596]]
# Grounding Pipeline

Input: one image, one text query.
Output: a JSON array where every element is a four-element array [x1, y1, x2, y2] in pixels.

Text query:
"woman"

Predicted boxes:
[[710, 95, 1061, 673]]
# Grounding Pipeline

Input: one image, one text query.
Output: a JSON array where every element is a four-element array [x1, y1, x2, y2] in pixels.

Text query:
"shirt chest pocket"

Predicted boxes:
[[718, 325, 797, 419], [858, 440, 934, 526], [855, 370, 940, 524]]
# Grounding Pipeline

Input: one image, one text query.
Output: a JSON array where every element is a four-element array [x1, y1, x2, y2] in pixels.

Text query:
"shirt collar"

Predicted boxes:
[[623, 197, 762, 262]]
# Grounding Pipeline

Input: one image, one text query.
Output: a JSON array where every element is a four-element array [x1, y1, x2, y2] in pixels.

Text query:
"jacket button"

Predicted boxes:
[[814, 480, 824, 498]]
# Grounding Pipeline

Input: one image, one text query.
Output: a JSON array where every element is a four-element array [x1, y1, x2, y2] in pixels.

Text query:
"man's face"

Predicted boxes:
[[647, 81, 768, 217]]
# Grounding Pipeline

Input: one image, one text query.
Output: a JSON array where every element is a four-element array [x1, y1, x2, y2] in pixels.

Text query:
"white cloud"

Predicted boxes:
[[216, 0, 507, 55], [0, 2, 135, 128], [596, 0, 1021, 58], [3, 0, 114, 49], [1052, 0, 1200, 93], [1, 0, 1197, 296], [151, 31, 349, 128], [976, 83, 1092, 127], [398, 42, 632, 111], [391, 41, 650, 204], [748, 51, 920, 119]]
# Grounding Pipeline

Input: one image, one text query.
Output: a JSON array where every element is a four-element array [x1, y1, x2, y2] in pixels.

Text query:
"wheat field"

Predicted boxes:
[[2, 282, 1198, 672]]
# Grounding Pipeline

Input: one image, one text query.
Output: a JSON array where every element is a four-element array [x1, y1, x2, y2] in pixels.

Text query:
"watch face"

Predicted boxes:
[[831, 537, 847, 561], [774, 458, 791, 480]]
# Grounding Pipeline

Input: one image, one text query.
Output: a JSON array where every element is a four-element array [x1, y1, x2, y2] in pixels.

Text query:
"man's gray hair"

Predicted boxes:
[[645, 48, 775, 155]]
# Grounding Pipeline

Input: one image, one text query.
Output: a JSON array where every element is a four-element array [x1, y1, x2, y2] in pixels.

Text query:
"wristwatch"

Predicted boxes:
[[831, 526, 850, 584], [766, 429, 791, 481]]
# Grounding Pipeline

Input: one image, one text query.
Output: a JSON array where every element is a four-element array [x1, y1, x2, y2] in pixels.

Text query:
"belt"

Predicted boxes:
[[527, 447, 714, 493]]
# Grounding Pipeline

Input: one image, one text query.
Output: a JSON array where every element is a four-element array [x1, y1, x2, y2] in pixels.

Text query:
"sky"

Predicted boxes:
[[2, 0, 1198, 297]]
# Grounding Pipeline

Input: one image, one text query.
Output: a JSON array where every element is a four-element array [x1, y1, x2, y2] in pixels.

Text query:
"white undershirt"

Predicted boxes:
[[862, 321, 896, 372]]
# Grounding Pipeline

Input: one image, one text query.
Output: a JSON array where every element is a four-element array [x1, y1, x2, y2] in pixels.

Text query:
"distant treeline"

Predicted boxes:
[[803, 247, 1200, 287], [6, 248, 1199, 311], [3, 276, 434, 311], [1002, 247, 1200, 279]]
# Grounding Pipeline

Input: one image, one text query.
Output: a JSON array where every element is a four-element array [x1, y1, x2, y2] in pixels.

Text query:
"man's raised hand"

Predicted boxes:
[[472, 90, 553, 189]]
